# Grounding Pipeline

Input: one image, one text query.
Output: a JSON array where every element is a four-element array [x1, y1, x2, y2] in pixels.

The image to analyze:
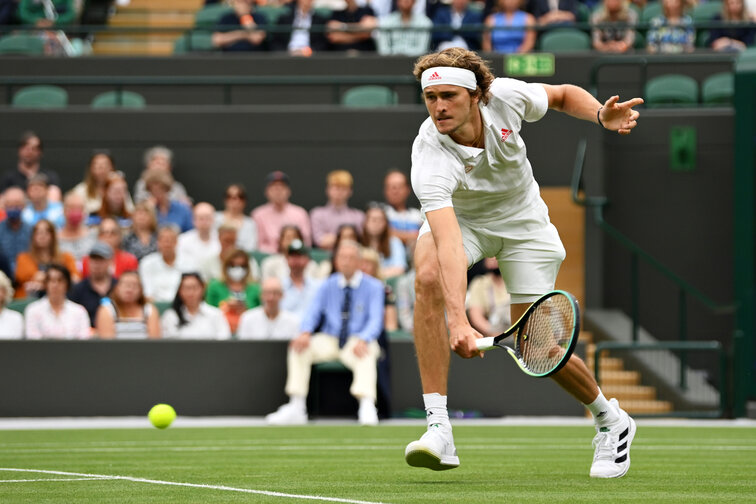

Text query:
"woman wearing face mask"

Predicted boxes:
[[58, 191, 96, 270], [205, 248, 261, 334]]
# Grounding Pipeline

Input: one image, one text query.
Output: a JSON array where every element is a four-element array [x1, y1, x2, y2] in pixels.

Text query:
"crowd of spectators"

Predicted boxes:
[[1, 130, 467, 343], [2, 0, 753, 56]]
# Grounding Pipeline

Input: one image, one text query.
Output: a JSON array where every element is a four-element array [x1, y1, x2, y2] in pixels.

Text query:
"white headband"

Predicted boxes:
[[421, 67, 477, 91]]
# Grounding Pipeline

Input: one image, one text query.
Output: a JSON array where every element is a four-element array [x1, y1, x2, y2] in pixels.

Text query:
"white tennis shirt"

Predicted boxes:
[[411, 78, 549, 233]]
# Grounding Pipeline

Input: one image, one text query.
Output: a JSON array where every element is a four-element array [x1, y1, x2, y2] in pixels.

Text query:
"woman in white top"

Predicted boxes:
[[0, 271, 23, 339], [70, 150, 134, 215], [161, 272, 231, 339], [96, 271, 160, 339], [24, 264, 90, 340]]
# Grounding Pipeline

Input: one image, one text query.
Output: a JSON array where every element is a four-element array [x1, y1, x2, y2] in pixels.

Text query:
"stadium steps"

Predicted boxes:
[[92, 0, 203, 56], [585, 340, 676, 415]]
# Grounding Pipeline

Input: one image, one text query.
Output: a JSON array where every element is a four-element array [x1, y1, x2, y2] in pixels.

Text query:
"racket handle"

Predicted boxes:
[[476, 337, 496, 351]]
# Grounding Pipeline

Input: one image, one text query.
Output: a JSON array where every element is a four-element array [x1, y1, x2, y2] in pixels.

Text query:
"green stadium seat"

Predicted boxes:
[[173, 31, 215, 53], [575, 2, 592, 23], [250, 250, 269, 265], [634, 30, 645, 49], [641, 2, 663, 23], [256, 5, 289, 25], [701, 72, 734, 105], [154, 301, 172, 315], [341, 85, 399, 108], [692, 1, 722, 22], [0, 33, 45, 55], [91, 90, 146, 108], [308, 248, 332, 264], [644, 74, 699, 107], [539, 28, 592, 52], [194, 4, 233, 28], [7, 297, 35, 314], [736, 48, 756, 71], [11, 85, 68, 108]]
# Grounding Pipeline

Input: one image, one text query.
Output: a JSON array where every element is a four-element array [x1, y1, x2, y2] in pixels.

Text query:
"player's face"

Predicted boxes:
[[423, 85, 478, 136]]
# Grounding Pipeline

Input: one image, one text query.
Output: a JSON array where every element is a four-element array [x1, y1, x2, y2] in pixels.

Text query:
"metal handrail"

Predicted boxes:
[[594, 340, 727, 417], [571, 138, 737, 343]]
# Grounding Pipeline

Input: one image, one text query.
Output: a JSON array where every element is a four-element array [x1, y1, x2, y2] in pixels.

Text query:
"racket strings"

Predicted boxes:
[[517, 295, 576, 374]]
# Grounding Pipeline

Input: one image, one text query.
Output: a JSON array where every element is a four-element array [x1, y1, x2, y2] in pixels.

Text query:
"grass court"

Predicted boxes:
[[1, 422, 755, 503]]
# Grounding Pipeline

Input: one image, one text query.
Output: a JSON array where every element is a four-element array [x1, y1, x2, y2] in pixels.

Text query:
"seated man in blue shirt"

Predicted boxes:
[[266, 239, 385, 426]]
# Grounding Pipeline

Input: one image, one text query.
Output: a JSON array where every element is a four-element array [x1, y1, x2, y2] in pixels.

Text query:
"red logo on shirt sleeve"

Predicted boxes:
[[501, 128, 512, 142]]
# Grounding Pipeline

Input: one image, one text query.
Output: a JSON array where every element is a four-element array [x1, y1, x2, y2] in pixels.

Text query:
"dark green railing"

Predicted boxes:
[[594, 340, 726, 417], [0, 74, 420, 106], [570, 138, 737, 345]]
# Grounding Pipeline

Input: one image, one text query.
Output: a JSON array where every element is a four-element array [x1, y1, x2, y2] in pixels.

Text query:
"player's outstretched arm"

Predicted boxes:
[[542, 84, 643, 135], [425, 207, 483, 359]]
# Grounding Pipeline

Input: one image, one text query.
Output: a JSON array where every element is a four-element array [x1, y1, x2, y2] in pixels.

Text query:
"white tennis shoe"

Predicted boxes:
[[405, 423, 460, 471], [265, 403, 308, 426], [358, 400, 379, 426], [590, 398, 636, 478]]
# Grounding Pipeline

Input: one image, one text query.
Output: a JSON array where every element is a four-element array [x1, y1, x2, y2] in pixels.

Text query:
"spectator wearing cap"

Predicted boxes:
[[0, 187, 32, 276], [24, 264, 90, 340], [261, 225, 324, 282], [21, 173, 64, 228], [178, 202, 220, 272], [0, 271, 23, 339], [237, 276, 300, 340], [279, 238, 323, 322], [144, 170, 193, 233], [215, 183, 258, 253], [69, 241, 116, 327], [81, 217, 138, 279], [133, 145, 191, 206], [139, 224, 194, 303], [0, 131, 62, 202], [309, 170, 365, 251], [251, 171, 312, 254]]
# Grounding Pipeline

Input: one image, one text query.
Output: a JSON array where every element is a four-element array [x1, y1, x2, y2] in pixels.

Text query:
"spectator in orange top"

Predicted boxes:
[[15, 219, 78, 299]]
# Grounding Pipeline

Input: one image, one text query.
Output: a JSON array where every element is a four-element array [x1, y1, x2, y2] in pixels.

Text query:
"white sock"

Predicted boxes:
[[585, 390, 619, 426], [359, 397, 375, 409], [423, 393, 450, 427], [289, 395, 306, 411]]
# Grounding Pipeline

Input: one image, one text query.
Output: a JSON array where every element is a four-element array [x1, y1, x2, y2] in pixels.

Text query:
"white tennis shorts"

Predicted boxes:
[[419, 216, 566, 304]]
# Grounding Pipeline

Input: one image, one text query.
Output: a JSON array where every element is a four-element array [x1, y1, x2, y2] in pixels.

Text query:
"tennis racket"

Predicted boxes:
[[475, 290, 580, 377]]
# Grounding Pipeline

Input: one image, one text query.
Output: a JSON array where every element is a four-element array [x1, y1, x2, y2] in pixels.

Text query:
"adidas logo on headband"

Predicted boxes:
[[428, 72, 441, 81]]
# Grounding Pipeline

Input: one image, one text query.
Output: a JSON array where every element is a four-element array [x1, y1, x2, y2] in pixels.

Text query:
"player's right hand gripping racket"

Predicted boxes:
[[475, 290, 580, 377]]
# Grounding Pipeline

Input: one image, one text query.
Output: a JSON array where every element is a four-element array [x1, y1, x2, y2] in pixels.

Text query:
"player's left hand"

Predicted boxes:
[[599, 95, 644, 135]]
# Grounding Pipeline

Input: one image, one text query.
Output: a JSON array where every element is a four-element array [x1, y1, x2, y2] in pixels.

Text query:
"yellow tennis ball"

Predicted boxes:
[[148, 404, 176, 429]]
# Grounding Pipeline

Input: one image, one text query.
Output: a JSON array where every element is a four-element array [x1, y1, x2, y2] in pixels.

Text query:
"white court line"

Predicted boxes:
[[0, 468, 391, 504], [0, 478, 105, 483]]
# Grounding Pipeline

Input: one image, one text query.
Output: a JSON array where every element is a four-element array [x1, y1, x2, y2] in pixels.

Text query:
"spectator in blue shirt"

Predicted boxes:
[[0, 187, 33, 276], [266, 239, 384, 426], [144, 170, 193, 233]]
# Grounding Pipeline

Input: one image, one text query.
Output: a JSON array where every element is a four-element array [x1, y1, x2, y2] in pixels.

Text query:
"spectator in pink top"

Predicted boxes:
[[309, 170, 365, 251], [251, 171, 312, 254]]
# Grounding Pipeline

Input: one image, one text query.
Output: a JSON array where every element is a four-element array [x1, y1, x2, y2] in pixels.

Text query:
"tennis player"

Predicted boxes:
[[404, 48, 642, 478]]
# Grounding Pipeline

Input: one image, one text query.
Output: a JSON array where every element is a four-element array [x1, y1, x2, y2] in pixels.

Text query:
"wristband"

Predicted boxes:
[[597, 106, 605, 128]]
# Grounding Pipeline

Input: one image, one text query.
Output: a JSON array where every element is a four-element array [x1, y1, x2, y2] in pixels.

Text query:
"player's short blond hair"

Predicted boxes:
[[413, 48, 495, 105], [327, 170, 354, 188]]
